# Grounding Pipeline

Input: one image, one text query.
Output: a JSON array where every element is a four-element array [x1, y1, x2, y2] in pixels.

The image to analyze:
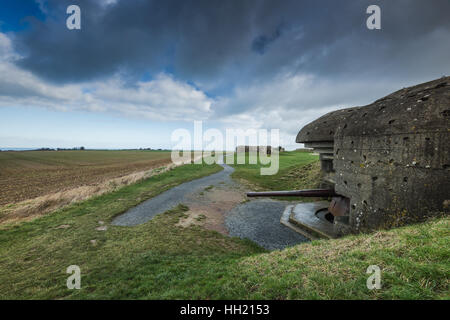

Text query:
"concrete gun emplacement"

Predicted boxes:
[[247, 189, 337, 198], [247, 189, 350, 217]]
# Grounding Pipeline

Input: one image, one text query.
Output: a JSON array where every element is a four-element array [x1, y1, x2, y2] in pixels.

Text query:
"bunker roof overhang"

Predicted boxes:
[[296, 106, 361, 144], [296, 76, 450, 145]]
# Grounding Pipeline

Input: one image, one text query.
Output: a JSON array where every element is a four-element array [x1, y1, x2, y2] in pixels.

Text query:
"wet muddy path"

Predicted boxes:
[[112, 164, 308, 250]]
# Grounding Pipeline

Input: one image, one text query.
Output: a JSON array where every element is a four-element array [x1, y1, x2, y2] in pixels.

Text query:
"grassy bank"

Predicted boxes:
[[0, 154, 448, 299], [231, 151, 321, 200], [0, 162, 237, 299], [227, 216, 449, 299]]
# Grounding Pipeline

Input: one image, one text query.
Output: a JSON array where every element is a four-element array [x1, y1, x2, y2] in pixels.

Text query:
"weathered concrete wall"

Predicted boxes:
[[297, 76, 450, 235]]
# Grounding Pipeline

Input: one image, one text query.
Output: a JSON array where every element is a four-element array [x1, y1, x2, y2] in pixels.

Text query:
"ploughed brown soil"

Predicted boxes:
[[0, 150, 172, 206]]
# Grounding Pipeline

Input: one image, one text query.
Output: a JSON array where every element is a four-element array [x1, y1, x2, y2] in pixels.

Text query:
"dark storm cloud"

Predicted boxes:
[[12, 0, 450, 89], [251, 24, 284, 54]]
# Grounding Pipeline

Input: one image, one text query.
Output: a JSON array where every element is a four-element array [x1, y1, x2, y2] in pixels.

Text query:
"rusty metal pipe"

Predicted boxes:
[[246, 189, 338, 198]]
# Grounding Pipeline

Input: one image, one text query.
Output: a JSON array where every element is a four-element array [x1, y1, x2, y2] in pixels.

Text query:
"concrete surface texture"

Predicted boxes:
[[297, 76, 450, 234]]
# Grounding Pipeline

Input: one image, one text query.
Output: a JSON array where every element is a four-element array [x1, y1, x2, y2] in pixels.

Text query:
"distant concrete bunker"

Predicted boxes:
[[294, 76, 450, 236]]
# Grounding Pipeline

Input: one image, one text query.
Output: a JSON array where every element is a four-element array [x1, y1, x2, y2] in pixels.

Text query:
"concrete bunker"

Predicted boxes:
[[249, 77, 450, 239]]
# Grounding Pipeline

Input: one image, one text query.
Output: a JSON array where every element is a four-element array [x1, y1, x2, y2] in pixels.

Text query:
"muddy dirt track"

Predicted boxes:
[[113, 164, 308, 250]]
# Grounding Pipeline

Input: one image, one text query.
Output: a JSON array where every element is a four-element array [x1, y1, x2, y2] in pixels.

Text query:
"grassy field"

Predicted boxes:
[[0, 150, 172, 206], [231, 151, 321, 200], [0, 152, 448, 299]]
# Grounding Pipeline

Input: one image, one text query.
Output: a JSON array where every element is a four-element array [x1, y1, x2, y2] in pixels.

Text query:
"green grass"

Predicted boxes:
[[226, 217, 449, 299], [230, 151, 319, 190], [230, 151, 321, 200], [0, 155, 448, 299], [0, 162, 246, 299]]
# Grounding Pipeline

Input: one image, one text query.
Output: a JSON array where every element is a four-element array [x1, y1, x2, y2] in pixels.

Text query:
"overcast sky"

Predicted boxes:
[[0, 0, 449, 149]]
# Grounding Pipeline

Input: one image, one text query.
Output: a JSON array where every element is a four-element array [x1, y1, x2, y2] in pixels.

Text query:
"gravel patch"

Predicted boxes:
[[113, 162, 309, 251], [112, 164, 235, 226], [225, 199, 309, 250]]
